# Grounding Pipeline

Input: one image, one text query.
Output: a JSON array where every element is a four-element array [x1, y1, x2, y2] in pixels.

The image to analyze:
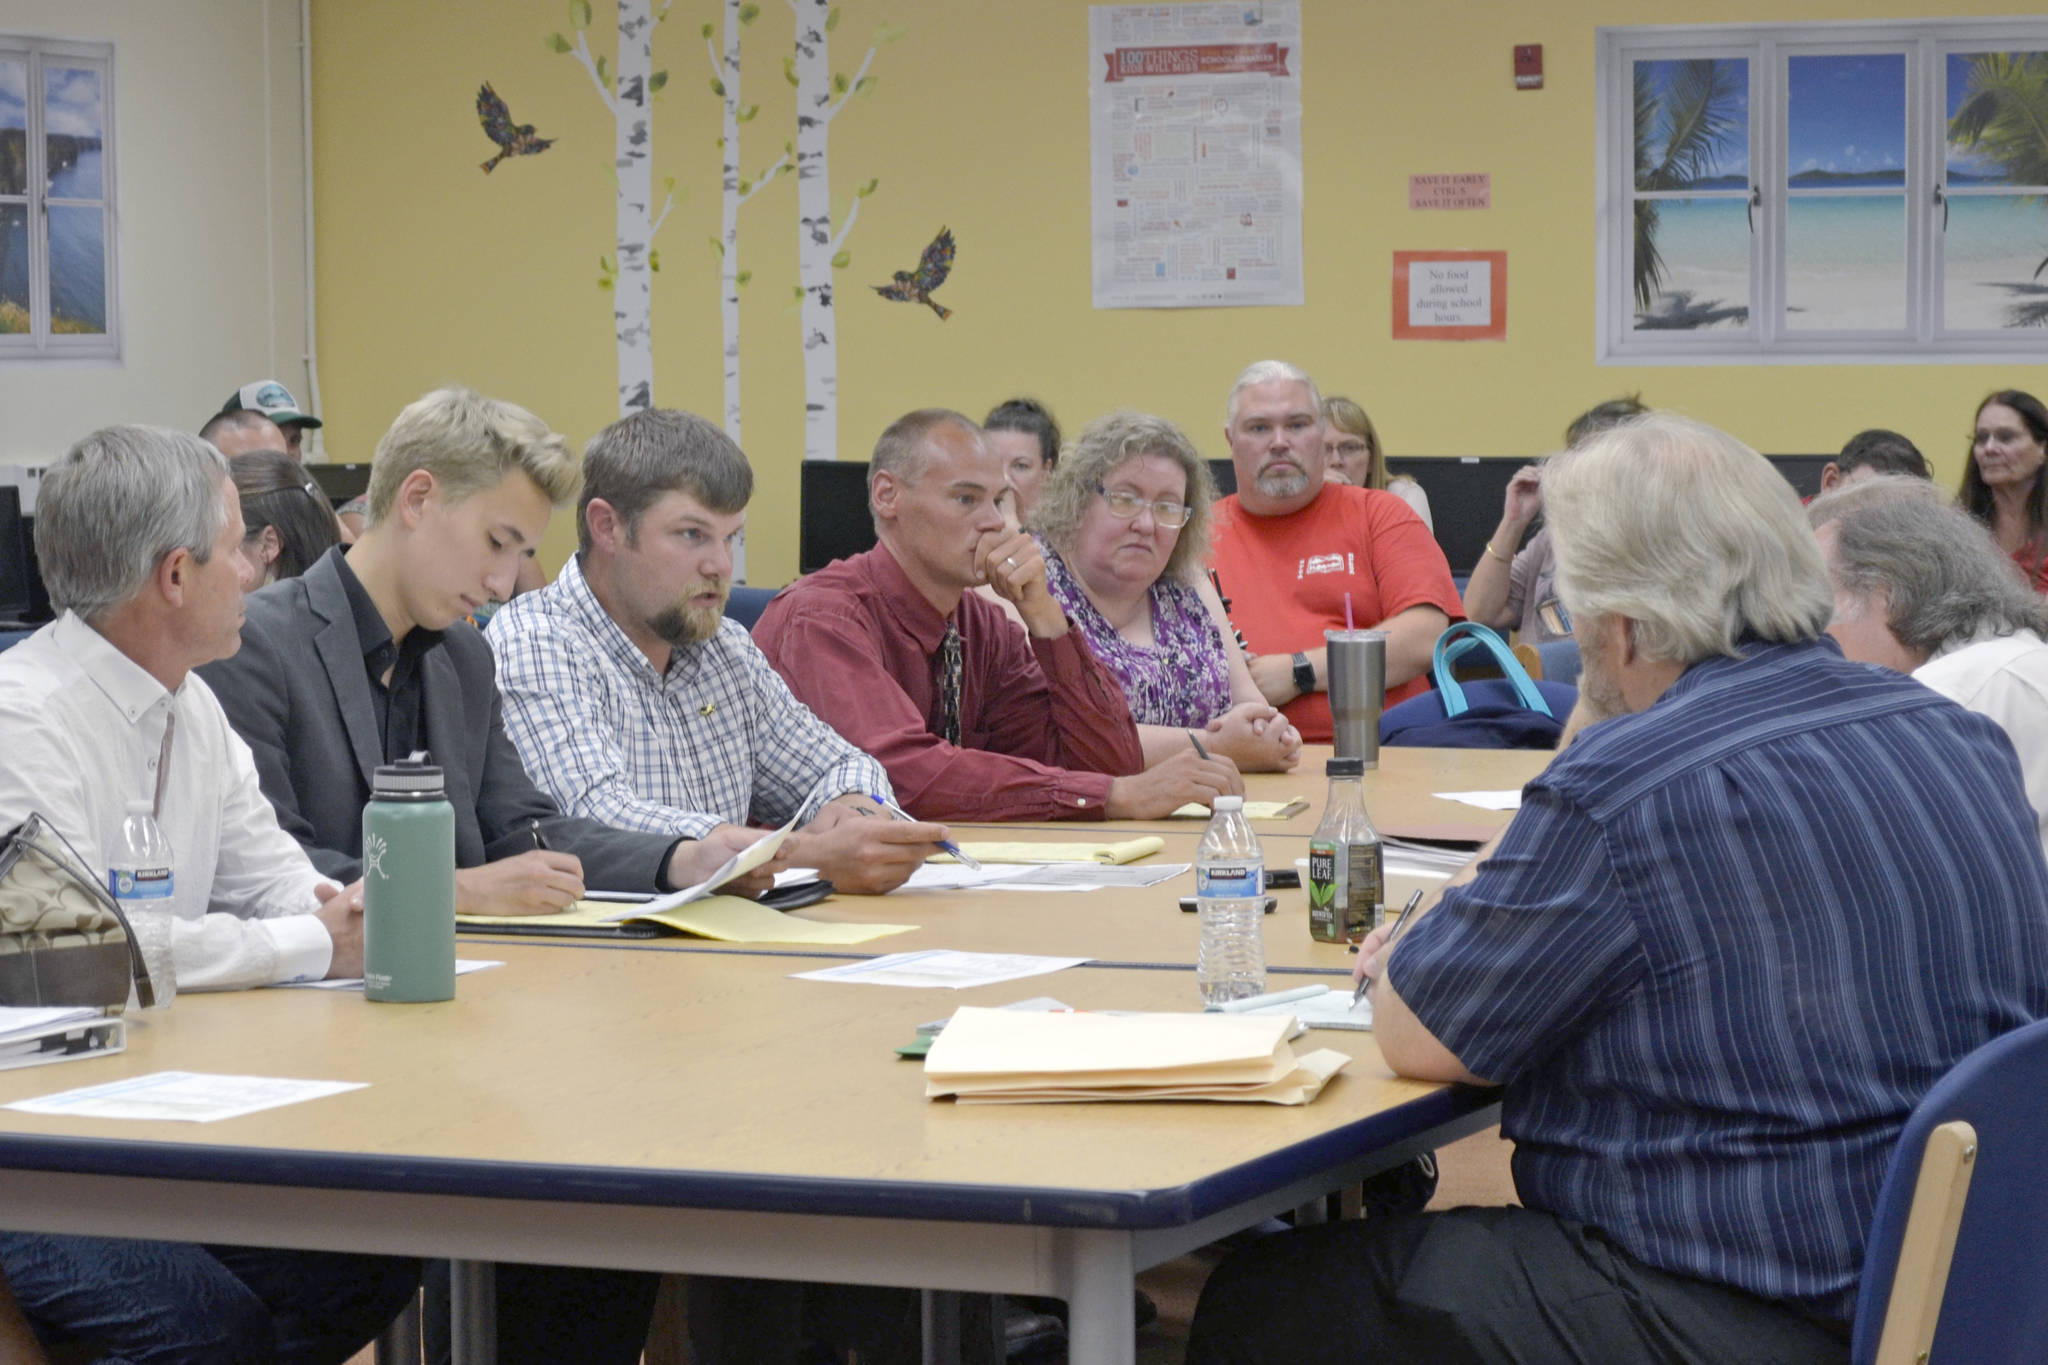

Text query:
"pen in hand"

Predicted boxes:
[[868, 794, 982, 871], [1353, 889, 1427, 1008], [530, 819, 551, 852]]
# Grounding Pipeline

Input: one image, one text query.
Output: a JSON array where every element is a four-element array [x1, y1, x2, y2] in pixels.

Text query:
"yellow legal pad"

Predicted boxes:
[[931, 836, 1165, 866], [1169, 798, 1309, 820], [457, 896, 917, 946]]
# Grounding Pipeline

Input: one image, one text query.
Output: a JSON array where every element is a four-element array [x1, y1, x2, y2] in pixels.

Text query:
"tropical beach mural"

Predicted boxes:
[[1630, 46, 2048, 336], [1946, 50, 2048, 330], [1631, 56, 1750, 332]]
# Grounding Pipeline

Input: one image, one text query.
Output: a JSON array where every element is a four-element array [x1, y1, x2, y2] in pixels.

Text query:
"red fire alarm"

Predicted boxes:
[[1515, 44, 1543, 90]]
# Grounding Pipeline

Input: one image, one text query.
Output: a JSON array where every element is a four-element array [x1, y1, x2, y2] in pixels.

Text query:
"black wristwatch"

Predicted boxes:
[[1291, 652, 1316, 696]]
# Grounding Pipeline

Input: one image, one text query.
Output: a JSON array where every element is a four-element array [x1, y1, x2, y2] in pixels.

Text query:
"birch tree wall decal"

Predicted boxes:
[[706, 0, 789, 445], [548, 0, 677, 416], [788, 1, 904, 461]]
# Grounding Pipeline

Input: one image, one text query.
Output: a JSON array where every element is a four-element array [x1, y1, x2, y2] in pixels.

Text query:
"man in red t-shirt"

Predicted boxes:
[[1208, 361, 1463, 742]]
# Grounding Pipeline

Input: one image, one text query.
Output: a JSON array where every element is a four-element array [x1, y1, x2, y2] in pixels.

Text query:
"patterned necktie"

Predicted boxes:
[[939, 620, 963, 747]]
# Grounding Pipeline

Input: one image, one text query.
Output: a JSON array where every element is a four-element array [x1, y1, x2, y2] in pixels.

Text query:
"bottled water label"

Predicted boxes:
[[109, 867, 173, 900], [1197, 863, 1262, 899]]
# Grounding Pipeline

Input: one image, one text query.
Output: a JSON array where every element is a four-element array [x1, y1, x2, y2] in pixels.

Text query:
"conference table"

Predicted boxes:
[[0, 745, 1543, 1365]]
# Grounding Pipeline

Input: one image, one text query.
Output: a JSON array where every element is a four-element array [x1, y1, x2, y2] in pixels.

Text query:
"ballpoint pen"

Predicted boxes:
[[1187, 730, 1210, 760], [1353, 888, 1426, 1007], [869, 793, 982, 870], [530, 819, 550, 852]]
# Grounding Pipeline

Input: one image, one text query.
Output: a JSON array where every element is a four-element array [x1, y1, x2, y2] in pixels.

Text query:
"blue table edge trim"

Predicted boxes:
[[0, 1085, 1499, 1230]]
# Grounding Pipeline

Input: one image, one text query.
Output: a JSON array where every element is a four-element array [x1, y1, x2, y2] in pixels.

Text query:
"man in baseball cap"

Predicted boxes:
[[217, 379, 322, 457]]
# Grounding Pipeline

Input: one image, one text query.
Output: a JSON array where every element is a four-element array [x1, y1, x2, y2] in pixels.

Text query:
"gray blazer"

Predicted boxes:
[[200, 548, 675, 890]]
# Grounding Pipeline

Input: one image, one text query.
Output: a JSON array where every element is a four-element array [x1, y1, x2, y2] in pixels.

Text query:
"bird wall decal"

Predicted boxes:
[[873, 228, 957, 320], [476, 82, 555, 174]]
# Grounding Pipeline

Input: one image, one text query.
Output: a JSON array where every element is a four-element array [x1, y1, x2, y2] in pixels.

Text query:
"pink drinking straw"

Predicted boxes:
[[1344, 592, 1355, 632]]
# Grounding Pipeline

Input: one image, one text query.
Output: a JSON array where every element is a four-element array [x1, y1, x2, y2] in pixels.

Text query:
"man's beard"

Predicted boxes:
[[648, 580, 728, 647], [1577, 637, 1632, 724], [1254, 460, 1310, 499]]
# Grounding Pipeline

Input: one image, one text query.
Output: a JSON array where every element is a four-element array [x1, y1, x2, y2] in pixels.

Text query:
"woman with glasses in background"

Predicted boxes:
[[1320, 395, 1432, 530], [1026, 411, 1300, 772]]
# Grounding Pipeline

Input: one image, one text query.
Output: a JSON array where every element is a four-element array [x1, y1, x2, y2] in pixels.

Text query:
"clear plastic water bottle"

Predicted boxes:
[[108, 798, 176, 1009], [1196, 795, 1266, 1006]]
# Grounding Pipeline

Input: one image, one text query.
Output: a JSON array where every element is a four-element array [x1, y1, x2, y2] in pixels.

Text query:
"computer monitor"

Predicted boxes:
[[0, 488, 33, 623], [305, 463, 373, 508]]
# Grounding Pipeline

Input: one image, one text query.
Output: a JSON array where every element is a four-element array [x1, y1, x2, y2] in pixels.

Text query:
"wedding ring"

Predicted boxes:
[[1004, 556, 1016, 569]]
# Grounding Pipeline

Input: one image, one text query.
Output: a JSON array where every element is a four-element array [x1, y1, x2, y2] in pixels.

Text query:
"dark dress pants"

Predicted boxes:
[[1186, 1206, 1852, 1365]]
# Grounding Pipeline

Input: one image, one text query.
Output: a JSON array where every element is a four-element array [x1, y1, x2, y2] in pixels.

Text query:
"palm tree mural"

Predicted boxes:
[[1633, 59, 1744, 320], [1947, 51, 2048, 326]]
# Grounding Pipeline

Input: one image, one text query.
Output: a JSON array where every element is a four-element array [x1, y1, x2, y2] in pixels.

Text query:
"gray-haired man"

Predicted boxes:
[[1811, 475, 2048, 856], [0, 424, 416, 1361]]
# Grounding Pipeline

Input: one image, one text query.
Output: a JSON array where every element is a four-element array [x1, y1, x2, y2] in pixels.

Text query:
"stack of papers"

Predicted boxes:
[[923, 1006, 1348, 1105], [1170, 798, 1308, 820], [0, 1006, 124, 1072], [932, 837, 1165, 866], [461, 897, 916, 945]]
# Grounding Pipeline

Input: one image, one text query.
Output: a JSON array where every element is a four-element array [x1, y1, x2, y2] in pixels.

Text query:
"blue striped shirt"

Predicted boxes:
[[1391, 638, 2048, 1320], [486, 556, 891, 838]]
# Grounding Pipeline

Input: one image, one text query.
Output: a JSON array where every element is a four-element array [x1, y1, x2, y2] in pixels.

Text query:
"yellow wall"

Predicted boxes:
[[311, 0, 2043, 584]]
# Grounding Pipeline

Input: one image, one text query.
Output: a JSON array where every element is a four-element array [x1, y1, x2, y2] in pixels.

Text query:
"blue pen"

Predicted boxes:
[[869, 793, 981, 870]]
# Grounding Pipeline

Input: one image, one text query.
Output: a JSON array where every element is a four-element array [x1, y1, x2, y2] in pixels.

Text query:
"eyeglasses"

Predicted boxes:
[[1096, 484, 1192, 529], [1329, 440, 1372, 459]]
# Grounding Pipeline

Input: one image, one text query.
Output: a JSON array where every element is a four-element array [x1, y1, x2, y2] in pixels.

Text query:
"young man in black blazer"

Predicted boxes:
[[202, 385, 767, 1364]]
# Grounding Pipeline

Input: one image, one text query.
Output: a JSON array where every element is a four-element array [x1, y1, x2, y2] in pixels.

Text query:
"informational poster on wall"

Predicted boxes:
[[1392, 250, 1507, 340], [1088, 2, 1304, 310]]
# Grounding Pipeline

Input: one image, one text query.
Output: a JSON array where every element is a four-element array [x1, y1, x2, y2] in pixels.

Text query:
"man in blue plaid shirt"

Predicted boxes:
[[488, 409, 948, 895]]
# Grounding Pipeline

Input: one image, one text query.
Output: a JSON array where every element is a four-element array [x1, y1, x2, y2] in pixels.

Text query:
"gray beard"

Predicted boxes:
[[1255, 466, 1310, 499]]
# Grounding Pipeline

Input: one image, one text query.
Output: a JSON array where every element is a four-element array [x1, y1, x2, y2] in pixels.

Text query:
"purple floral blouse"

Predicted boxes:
[[1040, 539, 1233, 727]]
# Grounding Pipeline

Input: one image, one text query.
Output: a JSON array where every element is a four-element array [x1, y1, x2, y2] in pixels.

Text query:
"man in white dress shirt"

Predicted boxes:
[[1811, 476, 2048, 856], [0, 425, 415, 1361]]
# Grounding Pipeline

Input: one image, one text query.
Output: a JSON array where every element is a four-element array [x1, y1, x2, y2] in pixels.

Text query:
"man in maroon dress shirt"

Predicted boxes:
[[754, 408, 1240, 821]]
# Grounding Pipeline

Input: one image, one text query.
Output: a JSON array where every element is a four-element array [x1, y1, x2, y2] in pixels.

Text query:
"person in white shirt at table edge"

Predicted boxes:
[[0, 425, 363, 988], [0, 424, 418, 1364]]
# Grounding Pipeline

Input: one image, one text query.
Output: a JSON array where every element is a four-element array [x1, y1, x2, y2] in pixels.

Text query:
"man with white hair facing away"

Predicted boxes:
[[1811, 476, 2048, 856], [1207, 359, 1461, 743], [1187, 415, 2048, 1365]]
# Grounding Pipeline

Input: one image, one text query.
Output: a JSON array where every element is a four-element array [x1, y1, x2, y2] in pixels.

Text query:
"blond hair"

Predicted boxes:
[[366, 388, 579, 527], [1320, 396, 1388, 491]]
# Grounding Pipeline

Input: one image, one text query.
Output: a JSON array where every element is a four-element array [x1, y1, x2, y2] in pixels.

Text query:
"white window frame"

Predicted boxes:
[[1596, 17, 2048, 365], [0, 35, 119, 362]]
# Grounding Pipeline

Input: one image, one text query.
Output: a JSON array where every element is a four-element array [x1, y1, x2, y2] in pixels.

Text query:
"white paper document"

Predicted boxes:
[[0, 1006, 103, 1042], [1434, 790, 1523, 812], [896, 862, 1189, 895], [793, 950, 1089, 990], [5, 1071, 368, 1123], [1221, 983, 1373, 1031], [275, 960, 503, 991], [601, 816, 797, 920]]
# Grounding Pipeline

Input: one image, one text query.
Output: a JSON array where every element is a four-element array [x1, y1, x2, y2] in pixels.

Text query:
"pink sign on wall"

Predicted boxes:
[[1409, 174, 1491, 211]]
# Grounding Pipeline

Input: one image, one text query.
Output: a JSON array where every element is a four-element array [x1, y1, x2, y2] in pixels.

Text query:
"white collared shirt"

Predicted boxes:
[[1916, 625, 2048, 860], [0, 613, 332, 989]]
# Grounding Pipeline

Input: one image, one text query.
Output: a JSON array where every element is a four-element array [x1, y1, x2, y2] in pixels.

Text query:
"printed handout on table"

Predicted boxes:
[[5, 1071, 368, 1123], [793, 951, 1090, 990]]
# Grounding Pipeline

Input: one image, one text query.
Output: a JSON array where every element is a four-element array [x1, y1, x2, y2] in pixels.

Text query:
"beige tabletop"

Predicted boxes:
[[0, 946, 1458, 1205]]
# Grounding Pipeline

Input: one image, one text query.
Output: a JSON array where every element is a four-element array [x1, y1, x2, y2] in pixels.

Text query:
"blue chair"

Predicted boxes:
[[1533, 637, 1581, 687], [722, 585, 778, 631], [0, 628, 36, 653], [1850, 1016, 2048, 1364]]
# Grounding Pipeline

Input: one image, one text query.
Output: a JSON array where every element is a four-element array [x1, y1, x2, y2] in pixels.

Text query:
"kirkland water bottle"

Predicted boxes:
[[1195, 795, 1266, 1006], [362, 751, 456, 1003], [109, 799, 176, 1009]]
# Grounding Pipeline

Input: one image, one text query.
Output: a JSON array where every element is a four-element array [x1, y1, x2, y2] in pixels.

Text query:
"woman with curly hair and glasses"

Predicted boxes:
[[1026, 410, 1300, 772]]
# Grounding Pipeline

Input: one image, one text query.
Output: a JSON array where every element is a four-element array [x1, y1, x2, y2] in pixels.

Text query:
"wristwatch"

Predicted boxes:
[[1291, 652, 1316, 696]]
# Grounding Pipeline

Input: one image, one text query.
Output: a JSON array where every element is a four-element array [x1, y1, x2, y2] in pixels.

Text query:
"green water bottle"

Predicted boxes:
[[362, 750, 456, 1003]]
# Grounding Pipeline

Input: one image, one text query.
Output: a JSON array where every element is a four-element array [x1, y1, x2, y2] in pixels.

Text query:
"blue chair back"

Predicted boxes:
[[1533, 637, 1581, 688], [1851, 1016, 2048, 1363], [0, 628, 36, 653], [723, 585, 778, 631]]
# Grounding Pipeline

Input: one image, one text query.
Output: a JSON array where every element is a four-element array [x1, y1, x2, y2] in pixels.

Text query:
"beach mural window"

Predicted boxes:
[[0, 37, 116, 359], [1599, 21, 2048, 363]]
